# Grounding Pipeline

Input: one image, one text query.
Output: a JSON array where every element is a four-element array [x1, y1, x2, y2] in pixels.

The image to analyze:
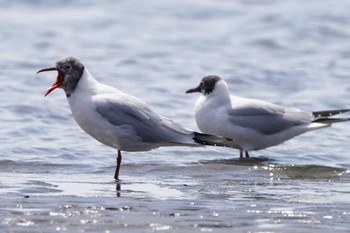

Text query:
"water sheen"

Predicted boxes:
[[1, 0, 350, 232]]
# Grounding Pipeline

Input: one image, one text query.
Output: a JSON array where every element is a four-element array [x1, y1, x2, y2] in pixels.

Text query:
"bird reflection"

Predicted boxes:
[[116, 181, 121, 197]]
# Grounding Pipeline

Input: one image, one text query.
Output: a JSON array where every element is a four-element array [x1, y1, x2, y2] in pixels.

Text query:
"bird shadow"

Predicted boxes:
[[277, 164, 348, 179], [199, 156, 274, 166], [198, 156, 348, 179]]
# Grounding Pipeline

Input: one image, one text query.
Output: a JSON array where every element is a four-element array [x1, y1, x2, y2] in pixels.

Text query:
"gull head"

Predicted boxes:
[[186, 75, 222, 95], [37, 56, 85, 97]]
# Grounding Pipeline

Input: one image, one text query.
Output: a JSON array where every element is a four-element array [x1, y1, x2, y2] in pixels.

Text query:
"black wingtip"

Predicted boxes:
[[193, 132, 239, 149], [312, 109, 350, 118], [312, 118, 350, 123]]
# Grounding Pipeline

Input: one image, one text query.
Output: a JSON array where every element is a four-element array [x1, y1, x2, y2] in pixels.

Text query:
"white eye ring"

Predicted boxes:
[[65, 65, 72, 70]]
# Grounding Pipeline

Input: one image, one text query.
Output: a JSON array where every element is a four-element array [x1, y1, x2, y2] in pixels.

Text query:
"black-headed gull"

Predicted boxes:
[[37, 57, 238, 180], [186, 75, 350, 158]]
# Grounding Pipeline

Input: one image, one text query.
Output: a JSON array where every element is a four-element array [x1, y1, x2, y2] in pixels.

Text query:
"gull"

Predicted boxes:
[[37, 57, 237, 180], [186, 75, 350, 158]]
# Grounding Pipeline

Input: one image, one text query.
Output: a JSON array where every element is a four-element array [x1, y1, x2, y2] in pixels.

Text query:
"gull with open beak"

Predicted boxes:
[[37, 57, 239, 180]]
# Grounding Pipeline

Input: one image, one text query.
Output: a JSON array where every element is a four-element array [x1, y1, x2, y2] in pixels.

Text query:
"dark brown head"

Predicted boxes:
[[186, 75, 222, 95], [37, 56, 85, 97]]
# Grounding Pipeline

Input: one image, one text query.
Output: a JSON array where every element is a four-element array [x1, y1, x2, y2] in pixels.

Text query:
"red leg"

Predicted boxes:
[[114, 150, 122, 180]]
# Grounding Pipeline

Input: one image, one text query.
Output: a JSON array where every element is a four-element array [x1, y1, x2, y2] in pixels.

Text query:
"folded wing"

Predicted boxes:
[[229, 97, 313, 135], [95, 94, 193, 144]]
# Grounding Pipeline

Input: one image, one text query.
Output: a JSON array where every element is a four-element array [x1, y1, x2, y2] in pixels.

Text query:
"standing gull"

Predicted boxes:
[[37, 57, 237, 180], [186, 75, 350, 158]]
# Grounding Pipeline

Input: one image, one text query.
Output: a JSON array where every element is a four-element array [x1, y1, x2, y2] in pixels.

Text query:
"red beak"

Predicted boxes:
[[37, 67, 64, 96]]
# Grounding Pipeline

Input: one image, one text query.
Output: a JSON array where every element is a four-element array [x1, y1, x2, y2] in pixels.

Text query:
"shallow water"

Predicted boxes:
[[1, 0, 350, 232]]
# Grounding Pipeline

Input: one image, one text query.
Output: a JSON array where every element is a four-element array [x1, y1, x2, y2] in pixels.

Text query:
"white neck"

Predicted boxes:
[[72, 68, 100, 95], [205, 79, 231, 105]]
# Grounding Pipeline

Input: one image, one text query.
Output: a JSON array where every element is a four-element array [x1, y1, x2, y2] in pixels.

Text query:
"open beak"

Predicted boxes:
[[185, 85, 201, 94], [37, 67, 64, 96]]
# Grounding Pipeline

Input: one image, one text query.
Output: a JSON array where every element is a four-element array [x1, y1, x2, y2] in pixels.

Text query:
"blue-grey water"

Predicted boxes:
[[1, 0, 350, 232]]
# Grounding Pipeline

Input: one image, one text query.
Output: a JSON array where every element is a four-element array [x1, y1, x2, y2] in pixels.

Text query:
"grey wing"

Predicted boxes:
[[228, 102, 312, 135], [95, 95, 191, 143]]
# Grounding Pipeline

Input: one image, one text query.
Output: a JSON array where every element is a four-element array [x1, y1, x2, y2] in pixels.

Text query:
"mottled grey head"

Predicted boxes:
[[186, 75, 222, 95], [37, 56, 85, 97]]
